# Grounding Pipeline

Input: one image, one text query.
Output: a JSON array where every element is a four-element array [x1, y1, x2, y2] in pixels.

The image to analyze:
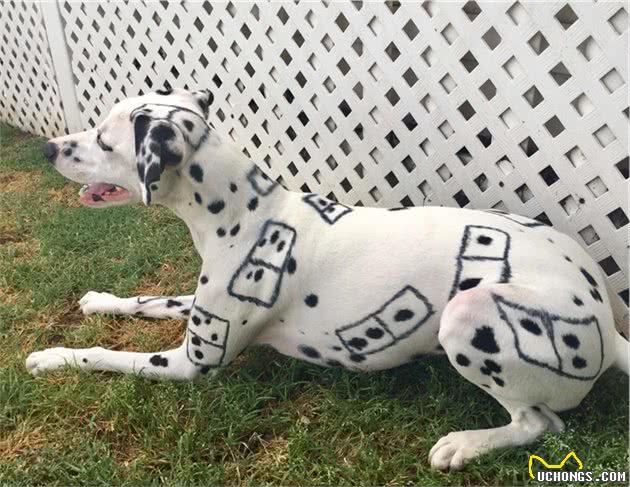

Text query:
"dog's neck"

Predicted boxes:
[[163, 131, 291, 255]]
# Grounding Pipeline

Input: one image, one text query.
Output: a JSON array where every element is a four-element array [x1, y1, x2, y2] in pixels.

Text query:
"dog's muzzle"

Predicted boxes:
[[42, 142, 58, 164]]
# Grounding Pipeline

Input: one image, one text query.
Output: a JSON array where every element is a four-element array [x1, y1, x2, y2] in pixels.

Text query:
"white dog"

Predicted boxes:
[[29, 88, 628, 470]]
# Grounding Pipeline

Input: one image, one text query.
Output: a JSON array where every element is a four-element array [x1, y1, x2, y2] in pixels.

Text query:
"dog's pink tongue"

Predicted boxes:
[[89, 183, 117, 195]]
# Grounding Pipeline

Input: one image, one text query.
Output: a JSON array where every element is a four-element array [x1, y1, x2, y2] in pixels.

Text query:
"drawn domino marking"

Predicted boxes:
[[483, 209, 547, 228], [186, 305, 230, 368], [493, 294, 603, 380], [303, 194, 353, 224], [335, 286, 435, 355], [247, 166, 278, 196], [228, 220, 296, 308], [449, 225, 512, 299]]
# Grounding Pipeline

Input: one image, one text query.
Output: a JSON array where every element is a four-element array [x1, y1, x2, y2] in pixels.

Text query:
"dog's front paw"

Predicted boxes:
[[429, 431, 487, 471], [79, 291, 124, 315], [26, 348, 79, 376]]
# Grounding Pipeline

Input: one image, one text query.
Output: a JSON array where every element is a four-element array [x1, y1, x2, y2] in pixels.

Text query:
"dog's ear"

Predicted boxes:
[[192, 89, 214, 119], [133, 112, 188, 205]]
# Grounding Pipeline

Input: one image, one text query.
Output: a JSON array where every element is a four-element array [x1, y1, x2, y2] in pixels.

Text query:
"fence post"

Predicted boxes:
[[40, 0, 82, 133]]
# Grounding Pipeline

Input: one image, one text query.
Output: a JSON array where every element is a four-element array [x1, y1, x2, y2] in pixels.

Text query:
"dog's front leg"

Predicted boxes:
[[27, 290, 251, 380], [79, 291, 194, 319], [26, 343, 201, 381]]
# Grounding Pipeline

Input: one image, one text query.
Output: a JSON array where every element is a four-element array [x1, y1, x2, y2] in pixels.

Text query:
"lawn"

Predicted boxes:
[[0, 123, 628, 486]]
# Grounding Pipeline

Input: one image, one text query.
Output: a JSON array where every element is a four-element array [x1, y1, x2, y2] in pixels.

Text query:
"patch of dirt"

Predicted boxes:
[[48, 184, 82, 208], [101, 317, 186, 352], [5, 239, 41, 261], [0, 426, 48, 460], [0, 171, 42, 193], [0, 286, 31, 306], [134, 262, 196, 297]]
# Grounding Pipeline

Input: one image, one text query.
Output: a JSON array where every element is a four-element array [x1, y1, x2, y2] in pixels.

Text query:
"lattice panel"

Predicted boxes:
[[8, 1, 630, 304], [0, 1, 66, 137]]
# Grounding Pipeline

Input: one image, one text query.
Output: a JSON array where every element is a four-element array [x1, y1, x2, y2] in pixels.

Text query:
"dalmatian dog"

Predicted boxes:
[[30, 87, 628, 470]]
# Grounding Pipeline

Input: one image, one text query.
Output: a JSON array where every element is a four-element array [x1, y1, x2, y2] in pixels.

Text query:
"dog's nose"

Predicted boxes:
[[42, 142, 58, 163]]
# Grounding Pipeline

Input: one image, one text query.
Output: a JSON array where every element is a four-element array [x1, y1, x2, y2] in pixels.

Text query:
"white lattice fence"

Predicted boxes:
[[0, 1, 66, 137], [1, 1, 628, 307]]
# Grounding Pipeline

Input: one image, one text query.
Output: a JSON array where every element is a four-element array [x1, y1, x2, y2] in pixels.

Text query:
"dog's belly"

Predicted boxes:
[[254, 309, 443, 371]]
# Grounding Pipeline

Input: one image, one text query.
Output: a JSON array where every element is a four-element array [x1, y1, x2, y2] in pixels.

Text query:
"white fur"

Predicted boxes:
[[27, 88, 628, 470]]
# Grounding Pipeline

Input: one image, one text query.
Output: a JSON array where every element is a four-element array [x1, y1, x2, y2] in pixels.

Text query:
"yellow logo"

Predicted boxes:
[[528, 451, 584, 479]]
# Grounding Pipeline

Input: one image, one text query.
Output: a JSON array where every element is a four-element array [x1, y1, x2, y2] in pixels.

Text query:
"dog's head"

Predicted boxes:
[[43, 87, 213, 207]]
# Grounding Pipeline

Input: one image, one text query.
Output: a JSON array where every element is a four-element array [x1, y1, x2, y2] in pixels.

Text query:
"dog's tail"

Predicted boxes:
[[605, 279, 629, 375]]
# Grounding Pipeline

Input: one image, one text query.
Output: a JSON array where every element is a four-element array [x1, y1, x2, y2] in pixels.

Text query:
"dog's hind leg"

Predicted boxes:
[[430, 283, 617, 470], [79, 291, 193, 319]]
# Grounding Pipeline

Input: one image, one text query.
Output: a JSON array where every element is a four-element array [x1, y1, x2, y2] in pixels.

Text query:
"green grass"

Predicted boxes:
[[0, 123, 627, 486]]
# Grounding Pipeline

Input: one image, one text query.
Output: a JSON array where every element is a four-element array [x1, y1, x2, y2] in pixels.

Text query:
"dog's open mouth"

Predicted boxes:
[[79, 183, 131, 207]]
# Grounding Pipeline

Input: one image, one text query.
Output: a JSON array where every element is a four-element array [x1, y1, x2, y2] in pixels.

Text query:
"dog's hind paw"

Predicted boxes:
[[26, 348, 81, 376], [429, 430, 487, 471], [79, 291, 124, 315]]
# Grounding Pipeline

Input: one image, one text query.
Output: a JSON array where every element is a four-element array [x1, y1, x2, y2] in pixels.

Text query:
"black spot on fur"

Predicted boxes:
[[248, 197, 258, 211], [208, 200, 225, 214], [349, 354, 365, 362], [200, 366, 211, 374], [230, 224, 240, 236], [332, 346, 342, 351], [455, 353, 470, 366], [200, 275, 208, 284], [366, 327, 384, 339], [348, 337, 368, 350], [190, 164, 204, 182], [305, 294, 318, 307], [211, 333, 218, 341], [63, 147, 72, 157], [150, 354, 168, 367], [492, 376, 505, 387], [195, 350, 204, 360], [477, 235, 492, 245], [394, 309, 414, 321], [590, 288, 603, 302], [192, 316, 201, 325], [194, 192, 202, 204], [73, 157, 81, 163], [183, 120, 194, 132], [166, 299, 182, 308], [572, 356, 587, 369], [564, 255, 572, 262], [299, 345, 320, 359], [82, 358, 88, 364], [254, 269, 264, 281], [459, 278, 482, 291], [573, 295, 584, 306], [192, 336, 201, 346], [217, 227, 226, 237], [150, 183, 158, 191], [287, 258, 297, 274], [580, 267, 598, 287], [230, 182, 238, 193], [520, 318, 542, 335], [471, 326, 500, 354], [484, 359, 501, 373], [182, 309, 190, 316], [326, 359, 343, 367], [562, 334, 580, 349], [480, 366, 491, 375]]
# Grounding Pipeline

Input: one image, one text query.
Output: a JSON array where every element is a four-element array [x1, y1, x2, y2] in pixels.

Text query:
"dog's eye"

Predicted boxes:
[[96, 132, 113, 152]]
